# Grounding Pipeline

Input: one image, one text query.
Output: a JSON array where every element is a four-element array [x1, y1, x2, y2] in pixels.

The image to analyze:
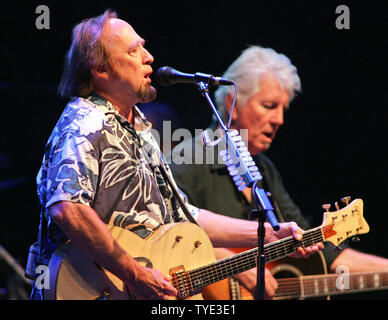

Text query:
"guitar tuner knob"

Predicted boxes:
[[322, 204, 331, 212], [341, 196, 351, 205], [194, 240, 202, 248]]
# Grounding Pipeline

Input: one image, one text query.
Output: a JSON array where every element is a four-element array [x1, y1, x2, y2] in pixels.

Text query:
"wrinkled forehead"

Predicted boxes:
[[103, 18, 143, 51]]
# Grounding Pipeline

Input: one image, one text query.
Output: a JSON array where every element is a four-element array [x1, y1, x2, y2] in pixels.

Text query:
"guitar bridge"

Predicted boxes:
[[170, 265, 192, 299]]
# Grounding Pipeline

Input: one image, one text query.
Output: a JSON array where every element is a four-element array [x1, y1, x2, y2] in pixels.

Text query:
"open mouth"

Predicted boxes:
[[263, 132, 273, 140], [145, 69, 153, 78]]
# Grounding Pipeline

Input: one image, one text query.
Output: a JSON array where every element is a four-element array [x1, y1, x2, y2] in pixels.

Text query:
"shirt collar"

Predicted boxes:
[[86, 92, 153, 133]]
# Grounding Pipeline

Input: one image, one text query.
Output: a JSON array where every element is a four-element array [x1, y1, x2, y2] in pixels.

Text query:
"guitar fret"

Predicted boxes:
[[291, 271, 388, 299], [265, 227, 324, 262], [188, 227, 325, 293]]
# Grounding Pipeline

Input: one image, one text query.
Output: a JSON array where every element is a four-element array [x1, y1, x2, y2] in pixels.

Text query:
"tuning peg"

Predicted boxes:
[[322, 204, 331, 212], [352, 236, 360, 243], [341, 196, 351, 206]]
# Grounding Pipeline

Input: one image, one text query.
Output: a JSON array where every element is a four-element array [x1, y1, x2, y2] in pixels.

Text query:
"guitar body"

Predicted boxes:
[[268, 251, 328, 300], [202, 251, 328, 300], [42, 199, 369, 300], [44, 222, 216, 300]]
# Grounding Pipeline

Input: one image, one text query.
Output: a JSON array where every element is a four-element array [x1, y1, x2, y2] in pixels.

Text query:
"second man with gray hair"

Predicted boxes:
[[170, 45, 388, 299]]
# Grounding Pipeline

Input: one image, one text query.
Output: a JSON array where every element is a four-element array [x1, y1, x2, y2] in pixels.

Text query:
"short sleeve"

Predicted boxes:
[[40, 130, 99, 209]]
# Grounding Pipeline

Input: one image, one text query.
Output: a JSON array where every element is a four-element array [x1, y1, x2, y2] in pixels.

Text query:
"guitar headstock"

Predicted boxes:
[[321, 197, 369, 247]]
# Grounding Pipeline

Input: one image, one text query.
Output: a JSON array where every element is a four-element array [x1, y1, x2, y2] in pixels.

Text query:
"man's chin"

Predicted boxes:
[[137, 85, 157, 103], [250, 143, 270, 155]]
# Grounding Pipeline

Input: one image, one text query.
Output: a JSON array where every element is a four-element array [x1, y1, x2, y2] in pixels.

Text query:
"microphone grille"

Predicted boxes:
[[155, 66, 173, 86]]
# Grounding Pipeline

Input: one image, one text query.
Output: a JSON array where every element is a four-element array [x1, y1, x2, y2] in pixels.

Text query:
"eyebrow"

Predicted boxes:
[[129, 38, 145, 51]]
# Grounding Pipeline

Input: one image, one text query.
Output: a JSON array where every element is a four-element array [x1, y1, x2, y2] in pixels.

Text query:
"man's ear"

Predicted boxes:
[[91, 66, 109, 81], [225, 93, 238, 121]]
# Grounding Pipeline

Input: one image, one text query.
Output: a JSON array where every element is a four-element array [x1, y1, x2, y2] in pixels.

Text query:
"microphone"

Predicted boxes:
[[155, 66, 234, 86]]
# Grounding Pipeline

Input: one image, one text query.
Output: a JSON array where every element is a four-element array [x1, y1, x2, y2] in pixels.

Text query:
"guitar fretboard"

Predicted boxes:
[[187, 226, 325, 292], [275, 271, 388, 299]]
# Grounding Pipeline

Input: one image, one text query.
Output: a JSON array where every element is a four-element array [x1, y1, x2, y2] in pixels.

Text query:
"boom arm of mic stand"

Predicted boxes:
[[196, 81, 228, 132], [195, 80, 280, 231], [195, 80, 280, 301]]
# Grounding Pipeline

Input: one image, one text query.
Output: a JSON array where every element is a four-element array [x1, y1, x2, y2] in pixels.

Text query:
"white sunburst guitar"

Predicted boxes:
[[43, 198, 369, 300]]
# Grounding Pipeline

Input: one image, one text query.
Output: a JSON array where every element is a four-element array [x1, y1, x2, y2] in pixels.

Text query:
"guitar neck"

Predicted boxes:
[[275, 271, 388, 299], [188, 226, 324, 292]]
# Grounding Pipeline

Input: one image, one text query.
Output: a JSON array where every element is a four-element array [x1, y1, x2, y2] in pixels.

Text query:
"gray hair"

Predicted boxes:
[[214, 45, 301, 121]]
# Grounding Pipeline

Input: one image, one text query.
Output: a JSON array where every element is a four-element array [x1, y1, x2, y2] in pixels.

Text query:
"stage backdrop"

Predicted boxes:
[[0, 1, 386, 300]]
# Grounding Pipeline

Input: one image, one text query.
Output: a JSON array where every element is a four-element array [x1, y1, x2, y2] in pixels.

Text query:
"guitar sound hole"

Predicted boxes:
[[271, 263, 303, 279], [274, 270, 298, 279]]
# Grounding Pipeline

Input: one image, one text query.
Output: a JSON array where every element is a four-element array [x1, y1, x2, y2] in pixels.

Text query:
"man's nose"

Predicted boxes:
[[143, 47, 154, 64], [271, 107, 284, 126]]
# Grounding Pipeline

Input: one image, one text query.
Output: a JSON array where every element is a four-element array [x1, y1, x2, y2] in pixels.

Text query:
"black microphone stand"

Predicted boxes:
[[194, 80, 279, 300]]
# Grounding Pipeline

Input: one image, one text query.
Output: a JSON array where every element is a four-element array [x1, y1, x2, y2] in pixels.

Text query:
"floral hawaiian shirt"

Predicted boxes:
[[36, 93, 198, 243]]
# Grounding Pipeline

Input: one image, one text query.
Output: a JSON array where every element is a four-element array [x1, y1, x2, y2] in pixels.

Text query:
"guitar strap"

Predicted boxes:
[[134, 118, 199, 226], [157, 163, 199, 225], [25, 208, 50, 282]]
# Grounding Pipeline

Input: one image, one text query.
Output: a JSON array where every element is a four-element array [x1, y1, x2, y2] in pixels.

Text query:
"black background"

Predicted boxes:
[[0, 1, 386, 300]]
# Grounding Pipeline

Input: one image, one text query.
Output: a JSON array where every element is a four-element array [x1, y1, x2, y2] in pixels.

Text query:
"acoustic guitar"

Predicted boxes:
[[43, 198, 368, 300], [203, 251, 388, 300]]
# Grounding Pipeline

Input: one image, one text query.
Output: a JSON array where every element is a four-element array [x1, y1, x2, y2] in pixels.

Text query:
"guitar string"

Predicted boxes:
[[212, 271, 388, 300], [201, 271, 388, 299], [171, 224, 342, 294], [186, 228, 327, 291], [272, 280, 388, 300], [188, 229, 324, 289], [274, 272, 388, 296], [277, 273, 388, 287]]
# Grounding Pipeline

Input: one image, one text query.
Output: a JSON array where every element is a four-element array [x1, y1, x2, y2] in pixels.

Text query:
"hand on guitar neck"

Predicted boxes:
[[213, 247, 307, 300], [264, 221, 324, 258], [207, 198, 370, 300]]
